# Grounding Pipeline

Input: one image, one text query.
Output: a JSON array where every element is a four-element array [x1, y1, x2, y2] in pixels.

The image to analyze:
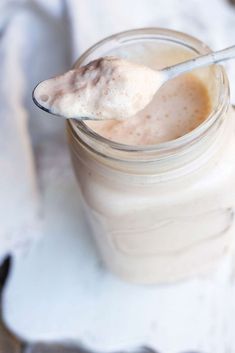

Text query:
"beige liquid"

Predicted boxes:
[[87, 72, 211, 145], [68, 39, 235, 284]]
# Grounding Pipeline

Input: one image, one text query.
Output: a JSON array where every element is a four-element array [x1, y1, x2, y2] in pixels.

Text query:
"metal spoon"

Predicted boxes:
[[162, 44, 235, 79], [32, 45, 235, 122]]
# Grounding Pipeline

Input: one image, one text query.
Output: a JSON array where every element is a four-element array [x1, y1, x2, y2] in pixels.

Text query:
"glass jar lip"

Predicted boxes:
[[69, 27, 230, 155]]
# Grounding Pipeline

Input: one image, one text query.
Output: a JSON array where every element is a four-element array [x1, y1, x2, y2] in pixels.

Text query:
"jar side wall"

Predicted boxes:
[[67, 108, 235, 283], [66, 28, 233, 283]]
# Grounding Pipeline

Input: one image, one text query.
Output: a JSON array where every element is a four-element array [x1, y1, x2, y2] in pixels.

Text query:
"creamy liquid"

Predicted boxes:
[[68, 40, 235, 284], [87, 73, 211, 145]]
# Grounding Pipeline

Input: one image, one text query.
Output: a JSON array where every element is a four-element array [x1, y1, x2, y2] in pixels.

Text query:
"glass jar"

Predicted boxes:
[[67, 28, 235, 284]]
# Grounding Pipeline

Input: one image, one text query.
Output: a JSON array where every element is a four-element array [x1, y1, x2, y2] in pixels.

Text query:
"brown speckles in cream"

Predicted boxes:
[[34, 56, 165, 120]]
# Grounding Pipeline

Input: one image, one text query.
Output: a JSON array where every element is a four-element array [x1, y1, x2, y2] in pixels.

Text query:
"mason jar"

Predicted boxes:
[[67, 28, 235, 284]]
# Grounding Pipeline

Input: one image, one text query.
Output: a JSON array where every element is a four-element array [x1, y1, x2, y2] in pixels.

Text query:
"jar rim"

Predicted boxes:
[[68, 27, 229, 160]]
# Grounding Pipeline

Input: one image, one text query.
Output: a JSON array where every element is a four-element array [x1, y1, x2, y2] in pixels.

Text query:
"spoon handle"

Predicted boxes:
[[163, 45, 235, 79]]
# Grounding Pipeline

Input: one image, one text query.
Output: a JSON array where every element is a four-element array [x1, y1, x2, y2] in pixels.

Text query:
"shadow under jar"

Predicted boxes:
[[67, 28, 235, 284]]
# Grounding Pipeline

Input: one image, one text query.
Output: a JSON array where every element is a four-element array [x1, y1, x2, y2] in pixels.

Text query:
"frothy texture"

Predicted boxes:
[[34, 56, 164, 121], [87, 73, 211, 145]]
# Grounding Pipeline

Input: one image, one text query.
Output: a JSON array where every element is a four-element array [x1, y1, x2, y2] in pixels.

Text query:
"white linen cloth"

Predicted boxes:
[[1, 0, 235, 263]]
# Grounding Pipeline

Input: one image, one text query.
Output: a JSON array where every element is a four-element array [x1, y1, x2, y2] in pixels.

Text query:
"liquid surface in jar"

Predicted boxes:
[[86, 44, 212, 145]]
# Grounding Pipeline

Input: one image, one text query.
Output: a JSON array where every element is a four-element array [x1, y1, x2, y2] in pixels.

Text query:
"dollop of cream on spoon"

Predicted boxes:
[[33, 56, 166, 120]]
